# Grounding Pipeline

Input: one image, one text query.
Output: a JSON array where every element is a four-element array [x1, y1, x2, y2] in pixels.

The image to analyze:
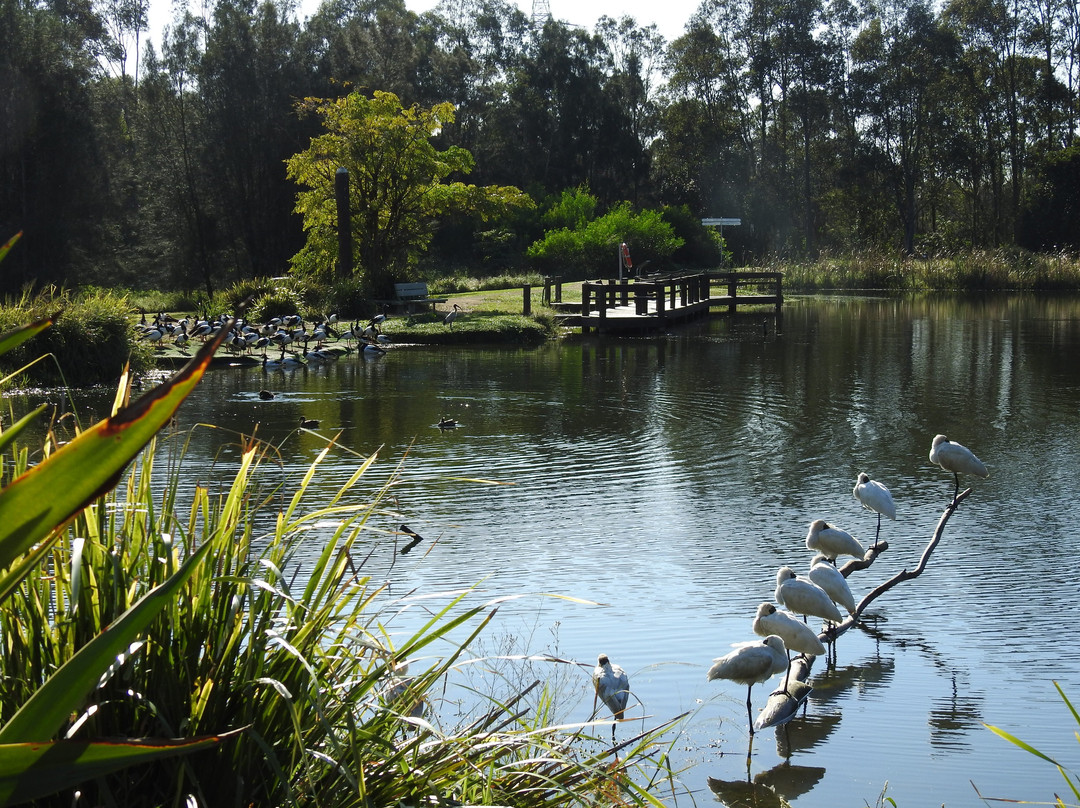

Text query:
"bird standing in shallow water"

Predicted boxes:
[[593, 654, 629, 743], [929, 434, 988, 502], [708, 636, 789, 735], [853, 472, 895, 547]]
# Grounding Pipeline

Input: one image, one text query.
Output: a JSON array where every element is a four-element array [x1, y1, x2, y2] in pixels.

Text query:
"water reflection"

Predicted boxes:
[[708, 760, 826, 807]]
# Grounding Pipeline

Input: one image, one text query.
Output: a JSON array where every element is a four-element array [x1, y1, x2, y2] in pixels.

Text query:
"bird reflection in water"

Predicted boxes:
[[806, 649, 896, 707], [707, 759, 826, 808], [928, 672, 985, 752]]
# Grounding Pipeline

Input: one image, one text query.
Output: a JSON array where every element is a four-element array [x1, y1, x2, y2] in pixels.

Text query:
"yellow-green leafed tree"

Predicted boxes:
[[286, 89, 533, 295]]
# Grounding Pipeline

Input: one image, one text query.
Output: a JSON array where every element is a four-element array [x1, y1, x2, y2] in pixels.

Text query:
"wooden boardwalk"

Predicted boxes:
[[556, 272, 782, 333]]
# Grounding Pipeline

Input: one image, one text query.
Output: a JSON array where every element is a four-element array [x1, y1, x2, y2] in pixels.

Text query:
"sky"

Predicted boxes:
[[144, 0, 699, 51]]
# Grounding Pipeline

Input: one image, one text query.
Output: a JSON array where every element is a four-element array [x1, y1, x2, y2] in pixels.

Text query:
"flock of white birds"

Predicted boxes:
[[592, 434, 989, 740]]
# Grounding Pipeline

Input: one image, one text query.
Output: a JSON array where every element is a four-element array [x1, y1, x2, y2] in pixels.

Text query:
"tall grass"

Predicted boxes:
[[0, 423, 677, 806], [770, 249, 1080, 292]]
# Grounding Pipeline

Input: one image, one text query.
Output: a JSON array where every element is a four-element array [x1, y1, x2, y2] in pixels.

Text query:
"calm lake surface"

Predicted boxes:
[[38, 294, 1080, 806]]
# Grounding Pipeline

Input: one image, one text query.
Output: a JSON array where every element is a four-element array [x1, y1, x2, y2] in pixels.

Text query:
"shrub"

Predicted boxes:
[[0, 287, 152, 386]]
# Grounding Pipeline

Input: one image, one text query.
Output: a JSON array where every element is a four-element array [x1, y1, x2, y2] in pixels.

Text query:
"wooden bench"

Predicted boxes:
[[377, 282, 449, 314]]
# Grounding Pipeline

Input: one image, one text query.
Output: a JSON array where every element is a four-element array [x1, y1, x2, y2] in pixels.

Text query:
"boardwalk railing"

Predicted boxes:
[[706, 271, 783, 313], [581, 274, 713, 319]]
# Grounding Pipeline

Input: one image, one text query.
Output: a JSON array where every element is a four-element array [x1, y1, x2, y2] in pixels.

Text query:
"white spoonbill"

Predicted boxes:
[[592, 654, 630, 743], [807, 554, 856, 615], [805, 519, 865, 562], [707, 635, 789, 735], [751, 603, 826, 688], [775, 566, 842, 624], [929, 434, 988, 501], [853, 472, 895, 547]]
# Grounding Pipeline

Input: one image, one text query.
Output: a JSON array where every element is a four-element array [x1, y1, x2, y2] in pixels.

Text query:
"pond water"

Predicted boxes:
[[33, 294, 1080, 806]]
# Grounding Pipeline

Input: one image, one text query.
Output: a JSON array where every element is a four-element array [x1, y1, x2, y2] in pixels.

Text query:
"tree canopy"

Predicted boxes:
[[285, 90, 532, 296], [2, 0, 1079, 294]]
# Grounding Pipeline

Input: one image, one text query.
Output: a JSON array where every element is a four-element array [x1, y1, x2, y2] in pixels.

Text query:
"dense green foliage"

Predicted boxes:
[[286, 90, 534, 296], [2, 0, 1078, 296], [0, 289, 153, 386], [529, 200, 685, 275]]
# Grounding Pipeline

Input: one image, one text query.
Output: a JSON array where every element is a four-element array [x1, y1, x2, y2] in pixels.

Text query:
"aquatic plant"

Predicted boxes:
[[979, 682, 1080, 807]]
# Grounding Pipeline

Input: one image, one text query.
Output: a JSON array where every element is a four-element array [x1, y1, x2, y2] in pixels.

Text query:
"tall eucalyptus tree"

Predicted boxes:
[[198, 0, 308, 279], [850, 0, 961, 253]]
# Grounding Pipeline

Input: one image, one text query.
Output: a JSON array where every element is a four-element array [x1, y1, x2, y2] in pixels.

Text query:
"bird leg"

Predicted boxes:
[[745, 685, 755, 736], [953, 472, 960, 504], [873, 512, 882, 548]]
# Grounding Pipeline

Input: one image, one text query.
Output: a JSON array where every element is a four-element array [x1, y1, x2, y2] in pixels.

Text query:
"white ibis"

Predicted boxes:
[[929, 434, 988, 501], [443, 304, 462, 329], [805, 519, 865, 562], [593, 653, 629, 743], [751, 603, 825, 689], [707, 636, 789, 735], [853, 472, 895, 547]]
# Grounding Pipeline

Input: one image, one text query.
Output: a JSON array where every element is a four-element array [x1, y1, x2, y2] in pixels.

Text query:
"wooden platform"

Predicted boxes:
[[566, 272, 782, 333]]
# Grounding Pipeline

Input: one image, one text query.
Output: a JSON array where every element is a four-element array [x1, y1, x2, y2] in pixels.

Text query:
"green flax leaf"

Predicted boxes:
[[0, 321, 234, 574], [0, 316, 53, 359], [0, 541, 214, 743], [0, 729, 245, 804]]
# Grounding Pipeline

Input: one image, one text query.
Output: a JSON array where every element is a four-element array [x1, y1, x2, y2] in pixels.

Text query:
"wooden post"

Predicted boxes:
[[555, 279, 563, 303], [335, 168, 351, 279], [728, 275, 738, 313], [523, 285, 531, 315]]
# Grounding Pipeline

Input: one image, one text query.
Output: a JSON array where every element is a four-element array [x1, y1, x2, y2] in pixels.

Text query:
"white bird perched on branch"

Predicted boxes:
[[805, 519, 865, 562], [707, 635, 789, 735], [808, 554, 856, 615], [592, 654, 629, 743], [752, 603, 827, 658], [752, 603, 825, 690], [775, 566, 843, 624], [853, 472, 895, 547], [929, 434, 988, 502]]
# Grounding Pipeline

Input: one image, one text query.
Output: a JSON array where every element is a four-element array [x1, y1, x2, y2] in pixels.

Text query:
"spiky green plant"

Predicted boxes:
[[2, 418, 680, 806], [0, 236, 240, 803], [982, 682, 1080, 808]]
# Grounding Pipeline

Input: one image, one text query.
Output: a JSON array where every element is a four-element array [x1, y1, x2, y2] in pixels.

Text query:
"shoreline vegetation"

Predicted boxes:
[[1, 250, 1078, 387]]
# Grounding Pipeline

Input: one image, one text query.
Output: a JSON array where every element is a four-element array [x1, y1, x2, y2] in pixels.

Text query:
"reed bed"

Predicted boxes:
[[0, 423, 678, 806], [770, 249, 1080, 292]]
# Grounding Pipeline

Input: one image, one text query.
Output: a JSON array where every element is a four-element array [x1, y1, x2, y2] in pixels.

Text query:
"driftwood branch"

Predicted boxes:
[[756, 488, 973, 730]]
